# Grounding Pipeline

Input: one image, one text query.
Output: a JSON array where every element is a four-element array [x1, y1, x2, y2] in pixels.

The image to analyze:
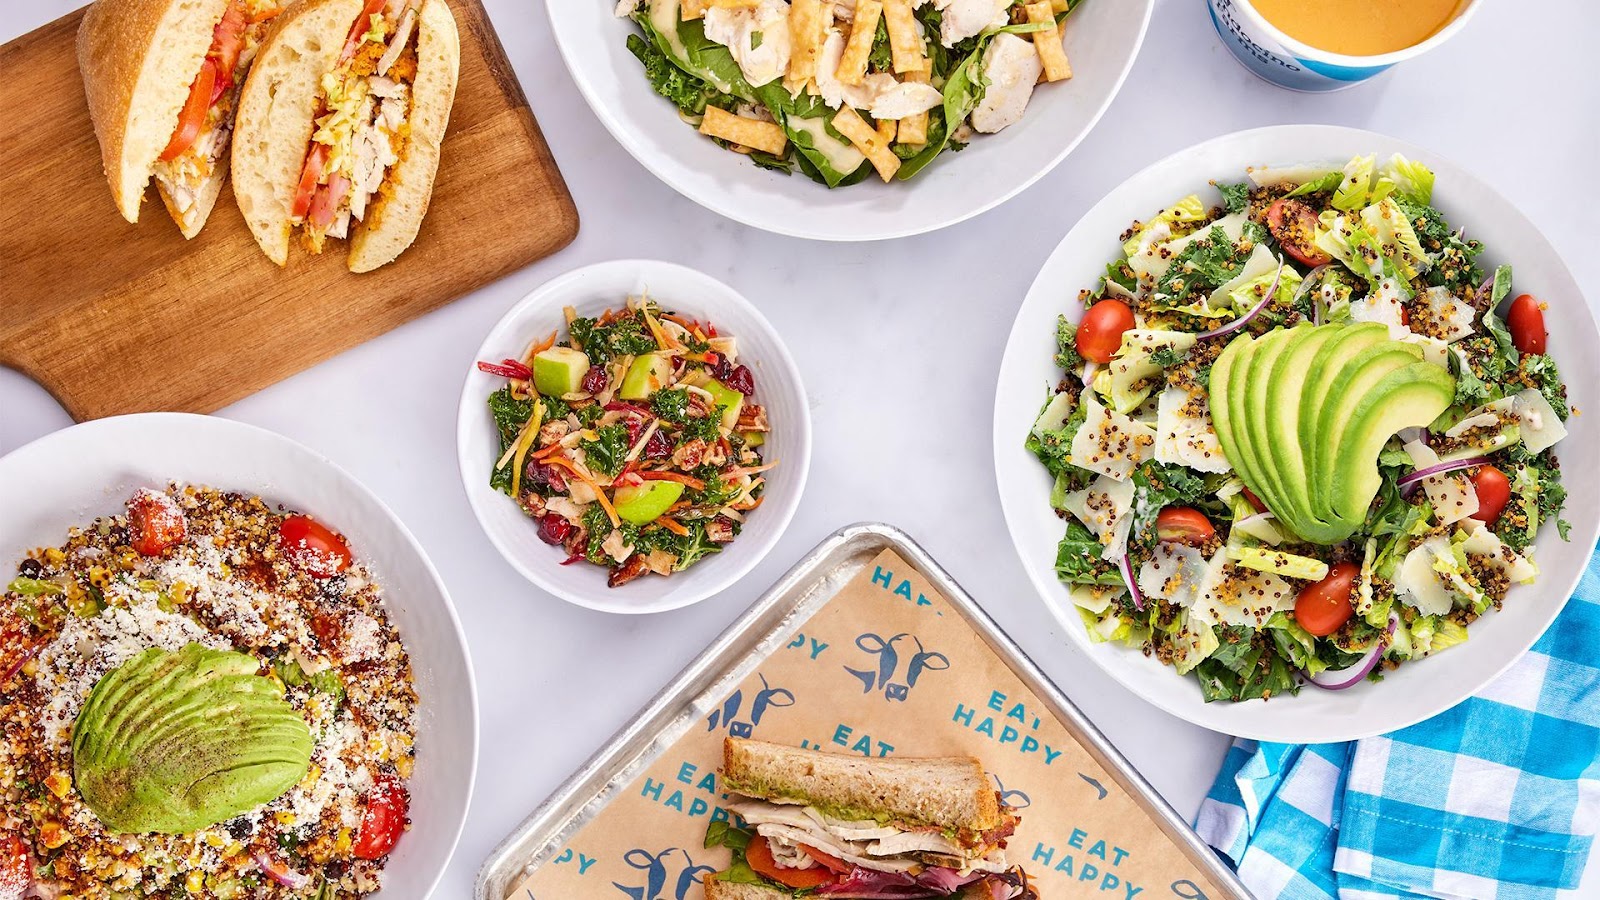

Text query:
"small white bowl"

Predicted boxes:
[[545, 0, 1152, 241], [993, 125, 1599, 743], [0, 413, 477, 899], [457, 260, 811, 614]]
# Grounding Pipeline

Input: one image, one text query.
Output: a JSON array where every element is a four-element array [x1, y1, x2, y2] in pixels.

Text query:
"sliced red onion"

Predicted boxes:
[[1118, 554, 1145, 611], [1292, 263, 1331, 326], [1197, 258, 1284, 341], [1396, 426, 1426, 445], [254, 852, 310, 890], [1397, 456, 1490, 496], [1080, 361, 1099, 389], [1303, 613, 1397, 691]]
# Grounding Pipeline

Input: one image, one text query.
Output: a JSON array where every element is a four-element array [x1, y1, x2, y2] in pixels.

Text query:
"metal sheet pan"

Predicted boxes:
[[476, 522, 1248, 900]]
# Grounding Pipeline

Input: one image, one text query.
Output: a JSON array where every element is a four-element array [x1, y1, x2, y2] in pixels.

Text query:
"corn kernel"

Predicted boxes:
[[186, 870, 205, 893], [88, 566, 112, 589], [41, 821, 72, 849], [300, 763, 322, 789], [44, 771, 72, 798], [333, 828, 353, 855], [43, 547, 66, 566], [274, 811, 297, 826], [395, 754, 414, 779], [205, 832, 225, 848]]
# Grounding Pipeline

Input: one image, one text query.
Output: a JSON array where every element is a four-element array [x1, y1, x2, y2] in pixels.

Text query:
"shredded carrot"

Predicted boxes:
[[725, 461, 779, 478], [643, 310, 677, 351], [660, 313, 697, 330], [654, 517, 690, 536], [639, 471, 706, 490], [524, 330, 558, 364], [547, 458, 620, 526]]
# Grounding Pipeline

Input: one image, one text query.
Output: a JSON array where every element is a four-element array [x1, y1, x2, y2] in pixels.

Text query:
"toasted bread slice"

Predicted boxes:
[[702, 875, 790, 900], [721, 738, 1002, 835], [232, 0, 459, 271], [78, 0, 231, 226]]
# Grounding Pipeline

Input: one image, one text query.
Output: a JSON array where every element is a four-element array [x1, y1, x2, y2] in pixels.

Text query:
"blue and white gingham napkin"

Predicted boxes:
[[1195, 545, 1600, 900]]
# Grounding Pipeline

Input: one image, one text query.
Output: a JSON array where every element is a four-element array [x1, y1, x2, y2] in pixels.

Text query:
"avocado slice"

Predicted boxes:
[[1311, 344, 1423, 526], [704, 379, 744, 430], [1208, 333, 1260, 508], [619, 353, 674, 401], [614, 480, 687, 525], [1329, 361, 1455, 525], [1236, 327, 1303, 527], [533, 347, 591, 397], [1256, 324, 1337, 539]]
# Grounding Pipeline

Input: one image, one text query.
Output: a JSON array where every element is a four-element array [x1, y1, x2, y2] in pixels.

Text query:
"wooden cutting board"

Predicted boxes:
[[0, 0, 577, 420]]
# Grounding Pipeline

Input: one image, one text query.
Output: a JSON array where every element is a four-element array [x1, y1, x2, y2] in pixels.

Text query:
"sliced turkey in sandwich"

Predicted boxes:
[[78, 0, 283, 237], [703, 738, 1036, 899], [231, 0, 459, 272]]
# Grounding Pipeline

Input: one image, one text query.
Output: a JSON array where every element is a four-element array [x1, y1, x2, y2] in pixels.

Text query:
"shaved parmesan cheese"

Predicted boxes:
[[1422, 286, 1475, 342], [1068, 394, 1156, 481], [1247, 163, 1341, 188], [1130, 212, 1250, 288], [1402, 439, 1479, 524], [1460, 524, 1538, 584], [1063, 474, 1137, 560], [1350, 277, 1411, 339], [1396, 537, 1454, 615], [1401, 333, 1468, 370], [1188, 551, 1296, 628], [1068, 583, 1123, 615], [1137, 542, 1207, 605], [1513, 389, 1567, 454], [1154, 387, 1231, 474]]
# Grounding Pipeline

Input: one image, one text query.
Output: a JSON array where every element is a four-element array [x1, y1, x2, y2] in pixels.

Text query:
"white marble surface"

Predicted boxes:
[[4, 0, 1599, 895]]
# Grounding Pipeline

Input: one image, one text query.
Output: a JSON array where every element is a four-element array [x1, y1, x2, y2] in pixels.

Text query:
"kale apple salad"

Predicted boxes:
[[1026, 154, 1572, 702], [480, 296, 773, 588], [614, 0, 1082, 186]]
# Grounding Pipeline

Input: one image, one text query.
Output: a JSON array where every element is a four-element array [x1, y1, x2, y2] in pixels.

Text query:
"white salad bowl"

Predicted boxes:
[[993, 124, 1600, 743], [545, 0, 1152, 241], [457, 259, 812, 614], [0, 413, 478, 899]]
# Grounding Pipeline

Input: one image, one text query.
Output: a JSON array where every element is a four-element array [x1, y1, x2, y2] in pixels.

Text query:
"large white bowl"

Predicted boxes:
[[457, 259, 812, 614], [0, 413, 477, 898], [994, 125, 1600, 743], [546, 0, 1152, 241]]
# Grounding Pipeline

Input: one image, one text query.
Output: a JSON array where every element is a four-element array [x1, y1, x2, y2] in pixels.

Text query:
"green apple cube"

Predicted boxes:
[[620, 353, 674, 401], [614, 481, 687, 525], [533, 347, 591, 397], [705, 379, 744, 429]]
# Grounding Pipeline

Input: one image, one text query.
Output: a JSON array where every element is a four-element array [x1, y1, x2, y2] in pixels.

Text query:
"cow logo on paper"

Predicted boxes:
[[705, 673, 794, 737], [844, 632, 949, 701], [612, 846, 715, 900]]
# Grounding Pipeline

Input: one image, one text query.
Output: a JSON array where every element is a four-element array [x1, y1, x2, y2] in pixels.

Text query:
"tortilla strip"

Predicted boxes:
[[896, 68, 931, 144], [832, 106, 900, 181], [836, 0, 882, 85], [700, 106, 790, 156], [1026, 1, 1072, 81], [684, 0, 757, 17], [785, 0, 828, 90], [881, 0, 927, 74]]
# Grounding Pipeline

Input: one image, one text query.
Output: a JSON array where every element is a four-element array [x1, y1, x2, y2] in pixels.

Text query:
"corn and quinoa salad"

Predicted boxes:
[[0, 486, 417, 899]]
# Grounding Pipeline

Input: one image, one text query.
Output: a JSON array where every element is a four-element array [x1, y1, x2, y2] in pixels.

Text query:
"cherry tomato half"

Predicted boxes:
[[0, 832, 32, 900], [127, 490, 187, 557], [1265, 198, 1332, 268], [1076, 299, 1136, 364], [277, 515, 352, 578], [1469, 465, 1512, 526], [1294, 561, 1358, 637], [352, 773, 409, 860], [158, 59, 218, 162], [1156, 507, 1215, 546], [744, 837, 835, 889], [1506, 294, 1548, 355]]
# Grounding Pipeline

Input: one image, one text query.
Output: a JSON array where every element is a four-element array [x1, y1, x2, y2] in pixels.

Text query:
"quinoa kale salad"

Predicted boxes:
[[1026, 154, 1572, 702], [480, 295, 774, 587], [614, 0, 1083, 185], [1, 486, 416, 898]]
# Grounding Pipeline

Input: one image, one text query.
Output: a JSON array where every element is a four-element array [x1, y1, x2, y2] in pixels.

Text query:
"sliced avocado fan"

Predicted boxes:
[[1208, 323, 1455, 545], [73, 643, 313, 834]]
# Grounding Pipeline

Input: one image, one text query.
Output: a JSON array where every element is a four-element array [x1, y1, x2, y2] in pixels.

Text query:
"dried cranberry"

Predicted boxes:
[[621, 415, 645, 445], [722, 365, 755, 396], [525, 461, 566, 493], [538, 515, 573, 545], [643, 430, 673, 459], [581, 366, 607, 394], [709, 356, 734, 383]]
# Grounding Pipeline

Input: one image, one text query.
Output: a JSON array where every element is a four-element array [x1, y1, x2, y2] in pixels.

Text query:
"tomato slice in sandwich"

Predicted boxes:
[[744, 837, 836, 889], [209, 2, 249, 79], [341, 0, 391, 62], [292, 145, 330, 220], [159, 59, 217, 162]]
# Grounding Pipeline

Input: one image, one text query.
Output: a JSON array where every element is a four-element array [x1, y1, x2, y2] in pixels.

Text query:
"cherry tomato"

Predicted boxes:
[[209, 2, 249, 79], [744, 837, 835, 889], [291, 145, 329, 220], [0, 832, 32, 900], [1075, 299, 1136, 364], [1156, 507, 1215, 546], [1265, 198, 1332, 268], [127, 490, 187, 557], [1469, 465, 1512, 526], [352, 773, 409, 860], [277, 515, 352, 578], [1506, 294, 1547, 355], [1294, 561, 1358, 637], [1240, 487, 1267, 514], [158, 59, 217, 162], [797, 844, 850, 874], [307, 175, 351, 229]]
